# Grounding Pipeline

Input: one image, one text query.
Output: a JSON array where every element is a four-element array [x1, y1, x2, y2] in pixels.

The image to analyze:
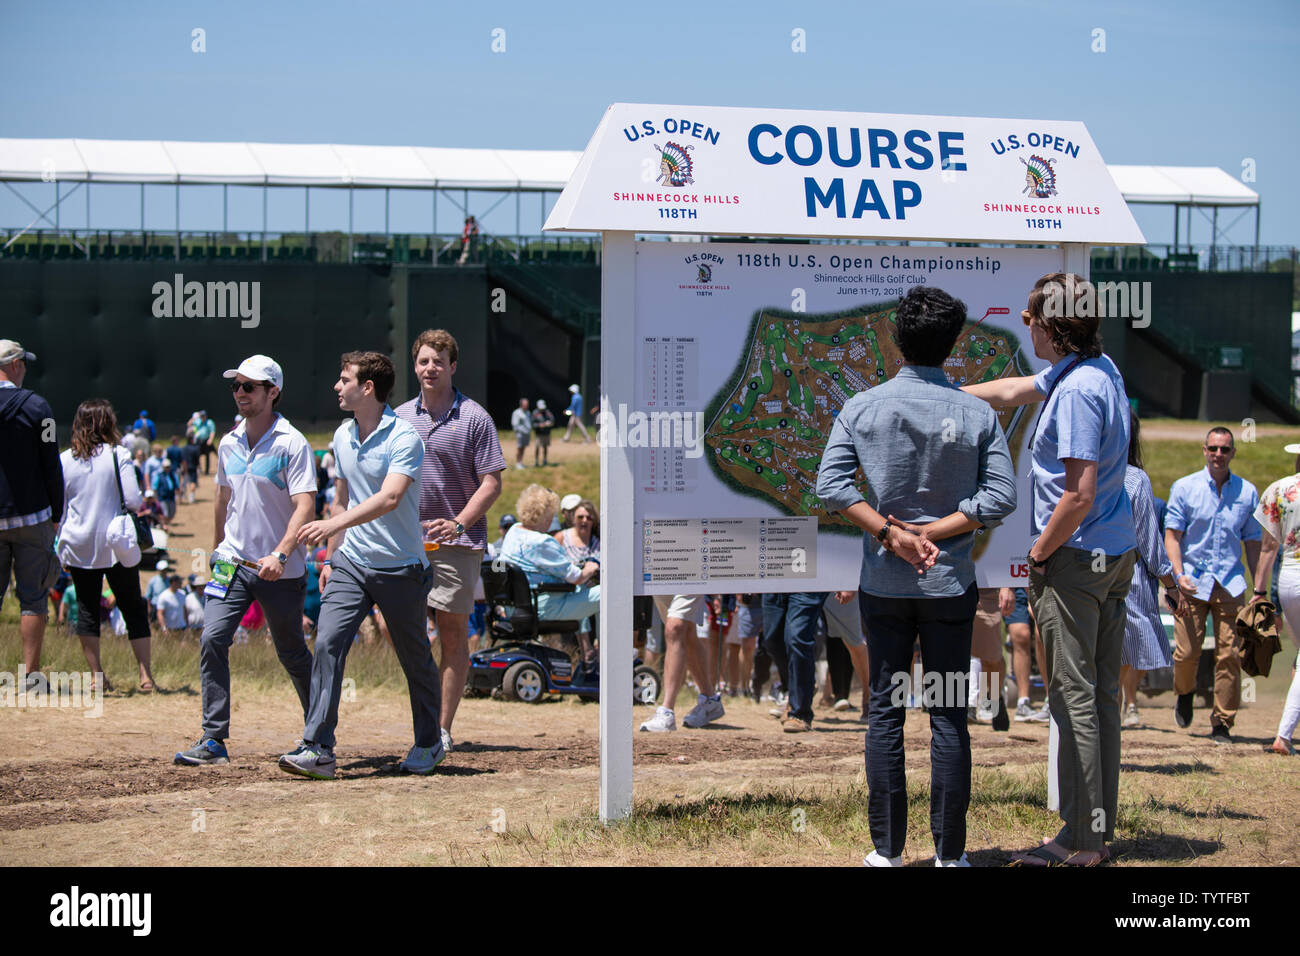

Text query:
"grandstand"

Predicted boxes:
[[0, 138, 1294, 426]]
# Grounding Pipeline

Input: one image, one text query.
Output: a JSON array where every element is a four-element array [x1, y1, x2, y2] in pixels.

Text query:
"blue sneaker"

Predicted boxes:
[[278, 743, 336, 780], [174, 738, 229, 766]]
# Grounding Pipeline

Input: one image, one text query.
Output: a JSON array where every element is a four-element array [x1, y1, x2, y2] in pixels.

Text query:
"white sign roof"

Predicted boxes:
[[545, 103, 1146, 245]]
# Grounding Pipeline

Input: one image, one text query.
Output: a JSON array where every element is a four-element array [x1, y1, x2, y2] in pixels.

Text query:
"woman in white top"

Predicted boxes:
[[58, 399, 155, 692], [1251, 445, 1300, 756], [553, 499, 600, 564]]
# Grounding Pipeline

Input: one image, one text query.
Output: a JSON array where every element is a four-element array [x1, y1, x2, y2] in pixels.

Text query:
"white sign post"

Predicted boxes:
[[547, 103, 1142, 822]]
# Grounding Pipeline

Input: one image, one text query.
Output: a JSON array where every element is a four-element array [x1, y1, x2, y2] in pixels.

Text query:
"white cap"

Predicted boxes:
[[1284, 443, 1300, 455], [569, 384, 580, 393], [536, 399, 547, 410], [0, 339, 35, 364], [560, 493, 582, 511], [223, 354, 283, 390], [155, 559, 169, 571]]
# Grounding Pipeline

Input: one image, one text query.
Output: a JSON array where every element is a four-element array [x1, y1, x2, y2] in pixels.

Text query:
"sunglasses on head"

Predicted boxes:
[[230, 380, 268, 394]]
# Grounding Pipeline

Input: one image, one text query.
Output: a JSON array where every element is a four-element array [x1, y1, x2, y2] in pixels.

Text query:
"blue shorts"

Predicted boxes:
[[1003, 587, 1030, 626]]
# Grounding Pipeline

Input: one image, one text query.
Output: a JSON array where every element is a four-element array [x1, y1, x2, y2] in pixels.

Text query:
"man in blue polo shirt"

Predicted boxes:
[[174, 354, 318, 766], [279, 350, 444, 780], [1165, 427, 1261, 743]]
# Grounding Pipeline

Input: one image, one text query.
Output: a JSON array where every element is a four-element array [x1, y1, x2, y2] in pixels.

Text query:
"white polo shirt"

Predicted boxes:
[[214, 414, 317, 578]]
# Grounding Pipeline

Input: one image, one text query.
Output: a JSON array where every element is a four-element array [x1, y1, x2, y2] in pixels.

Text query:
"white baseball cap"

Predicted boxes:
[[223, 354, 283, 390], [155, 559, 170, 571], [0, 339, 35, 365], [560, 493, 582, 511], [1284, 443, 1300, 455], [568, 384, 580, 393]]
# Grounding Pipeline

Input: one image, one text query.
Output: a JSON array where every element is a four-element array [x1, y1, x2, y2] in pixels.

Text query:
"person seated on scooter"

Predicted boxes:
[[500, 484, 600, 670]]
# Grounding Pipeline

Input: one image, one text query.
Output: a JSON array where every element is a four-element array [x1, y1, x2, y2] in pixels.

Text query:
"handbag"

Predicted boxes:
[[110, 448, 154, 558]]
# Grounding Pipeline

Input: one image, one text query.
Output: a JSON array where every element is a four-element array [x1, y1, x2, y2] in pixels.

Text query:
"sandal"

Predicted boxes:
[[139, 680, 155, 693], [1008, 842, 1069, 867], [1063, 848, 1111, 867]]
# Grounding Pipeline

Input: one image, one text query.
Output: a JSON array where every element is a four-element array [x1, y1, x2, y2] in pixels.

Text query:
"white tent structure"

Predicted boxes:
[[0, 138, 585, 254], [1105, 165, 1260, 253], [0, 137, 1260, 258]]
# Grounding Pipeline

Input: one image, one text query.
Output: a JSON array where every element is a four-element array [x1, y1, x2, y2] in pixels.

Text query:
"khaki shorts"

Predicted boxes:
[[426, 544, 484, 615], [971, 588, 1004, 661]]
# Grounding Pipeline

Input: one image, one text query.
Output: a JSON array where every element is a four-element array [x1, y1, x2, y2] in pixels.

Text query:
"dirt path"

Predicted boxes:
[[2, 681, 1295, 866]]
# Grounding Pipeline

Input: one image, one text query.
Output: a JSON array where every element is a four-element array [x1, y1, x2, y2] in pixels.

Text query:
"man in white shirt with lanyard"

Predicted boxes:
[[173, 355, 318, 766]]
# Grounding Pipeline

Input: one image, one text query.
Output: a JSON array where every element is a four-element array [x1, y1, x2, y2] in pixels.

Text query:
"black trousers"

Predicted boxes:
[[861, 584, 977, 860], [68, 563, 152, 639]]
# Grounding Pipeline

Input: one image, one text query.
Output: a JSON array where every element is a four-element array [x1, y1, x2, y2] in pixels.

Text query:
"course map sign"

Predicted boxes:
[[627, 240, 1061, 594]]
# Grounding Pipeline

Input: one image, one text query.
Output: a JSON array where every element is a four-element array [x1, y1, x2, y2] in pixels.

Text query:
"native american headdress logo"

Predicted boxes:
[[654, 141, 695, 187], [697, 264, 712, 283], [1020, 154, 1058, 198]]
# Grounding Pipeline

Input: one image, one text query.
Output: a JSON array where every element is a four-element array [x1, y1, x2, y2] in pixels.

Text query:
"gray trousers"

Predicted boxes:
[[200, 568, 312, 741], [1029, 546, 1135, 851], [303, 551, 441, 750]]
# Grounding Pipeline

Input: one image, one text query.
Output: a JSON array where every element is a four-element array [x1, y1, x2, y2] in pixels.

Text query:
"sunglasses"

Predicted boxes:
[[229, 380, 269, 394], [1205, 445, 1234, 454]]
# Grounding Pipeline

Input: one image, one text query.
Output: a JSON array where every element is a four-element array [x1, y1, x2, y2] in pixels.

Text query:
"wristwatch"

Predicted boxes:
[[273, 551, 288, 565], [1027, 552, 1047, 569], [875, 520, 893, 544], [453, 521, 465, 536]]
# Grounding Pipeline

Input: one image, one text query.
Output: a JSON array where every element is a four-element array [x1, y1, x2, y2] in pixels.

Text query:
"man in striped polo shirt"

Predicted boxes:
[[395, 329, 505, 754]]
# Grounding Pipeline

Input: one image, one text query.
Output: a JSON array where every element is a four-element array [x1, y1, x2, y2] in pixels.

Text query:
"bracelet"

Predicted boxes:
[[875, 520, 893, 544], [1254, 589, 1267, 596]]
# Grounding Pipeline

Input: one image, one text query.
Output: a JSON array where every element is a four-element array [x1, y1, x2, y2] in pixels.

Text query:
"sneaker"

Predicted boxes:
[[400, 742, 446, 775], [934, 853, 971, 867], [1175, 692, 1194, 728], [174, 737, 229, 766], [974, 701, 995, 723], [1209, 723, 1232, 746], [278, 742, 336, 780], [514, 463, 525, 470], [1013, 699, 1037, 722], [833, 698, 852, 712], [1121, 704, 1141, 729], [863, 850, 903, 867], [1026, 702, 1051, 723], [639, 706, 676, 732], [769, 705, 790, 719], [22, 672, 49, 695], [441, 729, 454, 754], [682, 693, 725, 728], [782, 715, 812, 733]]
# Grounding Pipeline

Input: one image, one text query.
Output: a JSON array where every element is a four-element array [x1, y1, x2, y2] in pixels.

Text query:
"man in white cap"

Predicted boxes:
[[174, 354, 318, 766], [531, 398, 555, 466], [0, 339, 63, 694], [562, 383, 592, 443]]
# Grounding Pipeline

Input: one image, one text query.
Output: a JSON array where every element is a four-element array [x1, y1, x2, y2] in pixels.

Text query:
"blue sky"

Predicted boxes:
[[1, 0, 1295, 246]]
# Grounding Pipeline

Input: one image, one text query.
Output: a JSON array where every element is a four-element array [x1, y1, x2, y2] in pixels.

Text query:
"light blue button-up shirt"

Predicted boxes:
[[333, 407, 426, 570], [817, 364, 1017, 598], [1165, 467, 1260, 600], [1030, 353, 1136, 556]]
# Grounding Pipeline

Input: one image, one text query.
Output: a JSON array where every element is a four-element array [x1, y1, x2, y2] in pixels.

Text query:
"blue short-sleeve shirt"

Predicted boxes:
[[1029, 352, 1135, 556], [333, 407, 426, 569]]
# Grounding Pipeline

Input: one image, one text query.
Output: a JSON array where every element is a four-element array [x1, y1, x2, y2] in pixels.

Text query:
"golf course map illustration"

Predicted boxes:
[[701, 301, 1032, 538]]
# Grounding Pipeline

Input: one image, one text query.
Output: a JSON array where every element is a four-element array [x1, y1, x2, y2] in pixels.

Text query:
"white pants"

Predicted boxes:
[[1272, 566, 1300, 741]]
